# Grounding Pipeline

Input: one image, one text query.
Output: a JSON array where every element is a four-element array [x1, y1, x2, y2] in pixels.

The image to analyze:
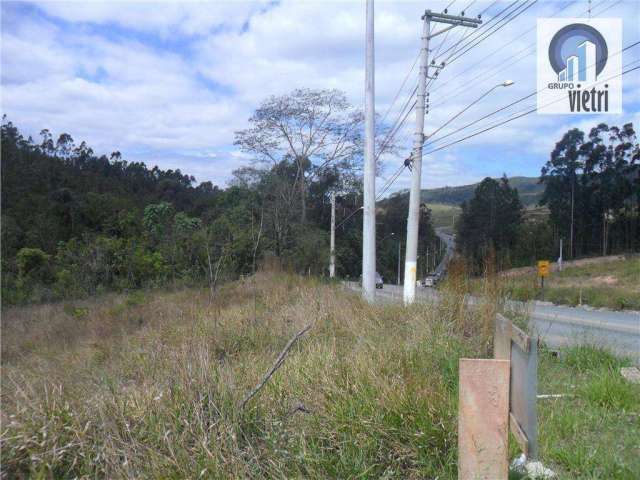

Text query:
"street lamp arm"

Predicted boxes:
[[423, 81, 514, 143]]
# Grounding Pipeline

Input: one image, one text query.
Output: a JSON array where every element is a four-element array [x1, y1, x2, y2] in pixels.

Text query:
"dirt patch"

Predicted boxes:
[[499, 255, 627, 278], [592, 275, 619, 286]]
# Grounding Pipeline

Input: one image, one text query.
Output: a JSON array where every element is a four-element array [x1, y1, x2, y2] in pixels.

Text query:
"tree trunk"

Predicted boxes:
[[300, 176, 307, 223]]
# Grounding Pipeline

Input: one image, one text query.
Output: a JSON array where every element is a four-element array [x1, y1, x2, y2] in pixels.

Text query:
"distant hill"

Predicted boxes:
[[420, 176, 543, 206]]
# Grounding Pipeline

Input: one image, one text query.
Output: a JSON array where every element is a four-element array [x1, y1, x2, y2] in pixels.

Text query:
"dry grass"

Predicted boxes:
[[493, 255, 640, 310], [2, 271, 637, 479], [1, 272, 489, 479]]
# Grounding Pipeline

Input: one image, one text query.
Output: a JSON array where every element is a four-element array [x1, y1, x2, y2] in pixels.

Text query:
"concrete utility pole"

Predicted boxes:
[[397, 239, 402, 286], [426, 247, 430, 275], [403, 12, 430, 304], [558, 237, 563, 272], [403, 10, 481, 304], [330, 192, 336, 278], [362, 0, 376, 302]]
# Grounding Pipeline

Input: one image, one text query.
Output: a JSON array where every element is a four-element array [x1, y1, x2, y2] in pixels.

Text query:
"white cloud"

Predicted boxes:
[[32, 0, 270, 37], [2, 0, 639, 190]]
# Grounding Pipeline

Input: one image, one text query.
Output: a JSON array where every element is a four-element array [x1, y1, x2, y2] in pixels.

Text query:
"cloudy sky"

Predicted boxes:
[[2, 0, 639, 193]]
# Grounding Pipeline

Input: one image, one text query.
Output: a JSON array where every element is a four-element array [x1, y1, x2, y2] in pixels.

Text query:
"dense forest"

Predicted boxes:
[[455, 123, 640, 272], [1, 89, 440, 305], [5, 93, 635, 305]]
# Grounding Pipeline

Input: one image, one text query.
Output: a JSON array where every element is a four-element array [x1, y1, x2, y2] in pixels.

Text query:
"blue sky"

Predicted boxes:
[[2, 0, 639, 193]]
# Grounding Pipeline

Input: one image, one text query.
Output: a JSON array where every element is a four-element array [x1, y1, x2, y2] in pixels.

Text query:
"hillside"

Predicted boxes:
[[494, 255, 640, 310], [420, 176, 543, 206]]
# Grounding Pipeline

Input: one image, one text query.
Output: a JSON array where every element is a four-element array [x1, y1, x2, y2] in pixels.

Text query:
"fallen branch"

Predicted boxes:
[[239, 323, 313, 410], [537, 394, 574, 399]]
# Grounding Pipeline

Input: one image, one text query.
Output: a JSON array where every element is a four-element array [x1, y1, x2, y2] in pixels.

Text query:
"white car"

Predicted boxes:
[[422, 276, 436, 287]]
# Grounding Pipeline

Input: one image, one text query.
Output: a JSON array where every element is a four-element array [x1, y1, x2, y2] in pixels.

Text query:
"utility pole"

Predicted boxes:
[[362, 0, 376, 302], [558, 237, 563, 272], [397, 239, 402, 286], [330, 192, 336, 278], [426, 247, 430, 275], [403, 9, 481, 304], [570, 178, 575, 259]]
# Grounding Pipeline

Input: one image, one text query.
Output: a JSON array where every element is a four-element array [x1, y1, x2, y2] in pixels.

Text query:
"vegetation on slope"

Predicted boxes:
[[497, 255, 640, 310], [420, 176, 544, 207], [2, 100, 439, 305], [2, 273, 638, 478]]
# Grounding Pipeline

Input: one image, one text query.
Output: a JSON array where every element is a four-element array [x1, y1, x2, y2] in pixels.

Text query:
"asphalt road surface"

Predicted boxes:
[[349, 229, 640, 362], [346, 282, 639, 363]]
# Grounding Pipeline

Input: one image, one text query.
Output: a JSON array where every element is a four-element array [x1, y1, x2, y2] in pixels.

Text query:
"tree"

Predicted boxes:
[[541, 123, 639, 257], [234, 88, 364, 223], [540, 129, 584, 258], [456, 176, 523, 272]]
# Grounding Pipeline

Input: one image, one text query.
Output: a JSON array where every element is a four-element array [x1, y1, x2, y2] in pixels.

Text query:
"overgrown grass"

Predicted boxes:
[[479, 256, 640, 310], [537, 345, 640, 478], [1, 273, 638, 478]]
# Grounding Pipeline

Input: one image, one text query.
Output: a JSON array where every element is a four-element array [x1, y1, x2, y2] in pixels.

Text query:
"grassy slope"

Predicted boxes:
[[426, 203, 461, 229], [421, 176, 543, 207], [497, 256, 640, 310], [1, 274, 638, 478]]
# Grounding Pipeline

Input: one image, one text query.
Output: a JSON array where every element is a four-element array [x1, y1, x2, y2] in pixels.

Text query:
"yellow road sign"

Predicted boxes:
[[537, 260, 550, 278]]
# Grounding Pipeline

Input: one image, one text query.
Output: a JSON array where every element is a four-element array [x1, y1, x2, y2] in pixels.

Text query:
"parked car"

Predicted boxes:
[[358, 272, 384, 289], [422, 275, 436, 287]]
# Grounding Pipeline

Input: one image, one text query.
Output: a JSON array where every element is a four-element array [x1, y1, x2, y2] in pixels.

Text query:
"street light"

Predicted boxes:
[[425, 80, 515, 142]]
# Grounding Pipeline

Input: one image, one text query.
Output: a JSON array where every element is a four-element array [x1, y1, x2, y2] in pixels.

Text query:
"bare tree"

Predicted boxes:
[[235, 89, 364, 223]]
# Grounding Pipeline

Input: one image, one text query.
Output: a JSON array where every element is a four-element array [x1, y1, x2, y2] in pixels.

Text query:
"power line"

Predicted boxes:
[[479, 0, 499, 16], [445, 0, 538, 66], [365, 58, 638, 210], [376, 93, 417, 162], [379, 51, 420, 127], [425, 41, 640, 147], [435, 0, 520, 61], [423, 62, 640, 156], [377, 163, 407, 200], [429, 0, 615, 103], [432, 0, 580, 94], [335, 205, 363, 230]]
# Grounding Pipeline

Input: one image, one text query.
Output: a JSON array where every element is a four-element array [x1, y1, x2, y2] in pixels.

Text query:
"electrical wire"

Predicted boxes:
[[429, 0, 614, 104], [422, 62, 640, 156], [435, 0, 520, 61], [425, 41, 640, 147], [445, 0, 538, 67], [432, 0, 580, 94], [379, 51, 420, 128]]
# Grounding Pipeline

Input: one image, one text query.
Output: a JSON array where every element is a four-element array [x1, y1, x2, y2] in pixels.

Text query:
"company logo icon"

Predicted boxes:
[[548, 24, 607, 83], [537, 18, 621, 115]]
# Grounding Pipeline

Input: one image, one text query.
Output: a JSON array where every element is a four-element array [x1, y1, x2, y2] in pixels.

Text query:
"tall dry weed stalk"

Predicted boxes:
[[1, 272, 485, 478]]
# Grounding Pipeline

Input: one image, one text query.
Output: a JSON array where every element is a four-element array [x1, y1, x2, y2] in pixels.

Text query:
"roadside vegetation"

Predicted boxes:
[[453, 124, 639, 275], [495, 255, 640, 310], [2, 272, 638, 478], [424, 203, 460, 230]]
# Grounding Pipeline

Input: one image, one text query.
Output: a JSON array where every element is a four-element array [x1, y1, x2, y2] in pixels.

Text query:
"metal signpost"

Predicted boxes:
[[494, 313, 538, 459]]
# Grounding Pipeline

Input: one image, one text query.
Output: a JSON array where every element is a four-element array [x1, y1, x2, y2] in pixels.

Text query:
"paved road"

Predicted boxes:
[[357, 282, 640, 362], [355, 229, 639, 361], [434, 228, 455, 276]]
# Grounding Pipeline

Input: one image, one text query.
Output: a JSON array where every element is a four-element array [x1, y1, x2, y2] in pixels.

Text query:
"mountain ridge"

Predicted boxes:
[[417, 175, 544, 206]]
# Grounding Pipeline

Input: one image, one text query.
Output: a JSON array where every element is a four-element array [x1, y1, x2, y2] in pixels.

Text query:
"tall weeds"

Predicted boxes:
[[2, 273, 487, 478]]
